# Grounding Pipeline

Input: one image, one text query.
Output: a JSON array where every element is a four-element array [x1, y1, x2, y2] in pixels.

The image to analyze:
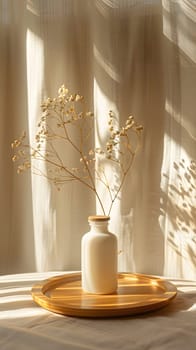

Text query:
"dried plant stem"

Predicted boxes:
[[107, 157, 134, 216], [95, 167, 113, 202], [31, 146, 96, 191], [60, 118, 106, 215], [107, 132, 141, 215]]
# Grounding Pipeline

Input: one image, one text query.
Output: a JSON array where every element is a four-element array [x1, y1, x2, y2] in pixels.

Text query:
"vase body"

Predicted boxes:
[[81, 215, 117, 294]]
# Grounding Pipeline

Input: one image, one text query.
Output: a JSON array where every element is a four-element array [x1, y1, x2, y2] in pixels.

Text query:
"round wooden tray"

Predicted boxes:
[[31, 272, 177, 318]]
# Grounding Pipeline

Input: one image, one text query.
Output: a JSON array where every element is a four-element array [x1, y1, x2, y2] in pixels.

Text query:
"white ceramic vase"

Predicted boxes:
[[81, 215, 118, 294]]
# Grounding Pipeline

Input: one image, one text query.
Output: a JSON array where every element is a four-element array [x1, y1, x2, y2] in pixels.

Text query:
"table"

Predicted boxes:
[[0, 272, 196, 350]]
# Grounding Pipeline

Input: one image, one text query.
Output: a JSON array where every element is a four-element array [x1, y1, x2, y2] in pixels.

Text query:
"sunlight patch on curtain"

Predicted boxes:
[[26, 28, 56, 272], [93, 45, 120, 83], [94, 78, 120, 216], [162, 0, 196, 64], [26, 28, 44, 138], [27, 0, 40, 16]]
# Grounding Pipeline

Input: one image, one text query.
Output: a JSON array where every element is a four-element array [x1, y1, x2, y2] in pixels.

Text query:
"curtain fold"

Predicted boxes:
[[0, 0, 195, 279]]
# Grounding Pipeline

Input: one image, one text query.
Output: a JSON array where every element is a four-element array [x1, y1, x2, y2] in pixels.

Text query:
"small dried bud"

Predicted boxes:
[[78, 112, 83, 119], [24, 161, 31, 169], [11, 140, 21, 148], [136, 125, 143, 131], [75, 94, 83, 102], [86, 112, 94, 117], [69, 94, 76, 102], [31, 150, 36, 157], [17, 165, 24, 174], [109, 110, 114, 117], [12, 155, 18, 162], [72, 168, 78, 172], [58, 85, 68, 96]]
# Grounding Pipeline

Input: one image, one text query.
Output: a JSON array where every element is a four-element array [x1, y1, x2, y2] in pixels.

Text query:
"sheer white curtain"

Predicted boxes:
[[0, 0, 195, 279]]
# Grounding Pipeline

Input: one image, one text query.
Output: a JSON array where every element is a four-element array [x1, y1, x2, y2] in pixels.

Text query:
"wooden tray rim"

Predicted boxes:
[[31, 272, 177, 318]]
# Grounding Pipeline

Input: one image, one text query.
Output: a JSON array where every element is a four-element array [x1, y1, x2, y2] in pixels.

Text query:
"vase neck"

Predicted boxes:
[[88, 215, 110, 233], [89, 222, 109, 233]]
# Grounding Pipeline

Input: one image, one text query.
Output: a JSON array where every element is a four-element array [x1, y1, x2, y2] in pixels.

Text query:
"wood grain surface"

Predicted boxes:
[[31, 272, 177, 318]]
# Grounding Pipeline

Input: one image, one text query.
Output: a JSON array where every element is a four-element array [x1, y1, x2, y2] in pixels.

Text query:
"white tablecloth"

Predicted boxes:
[[0, 272, 196, 350]]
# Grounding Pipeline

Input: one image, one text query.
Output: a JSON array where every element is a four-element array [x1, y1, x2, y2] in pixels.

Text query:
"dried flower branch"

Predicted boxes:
[[12, 85, 143, 216]]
